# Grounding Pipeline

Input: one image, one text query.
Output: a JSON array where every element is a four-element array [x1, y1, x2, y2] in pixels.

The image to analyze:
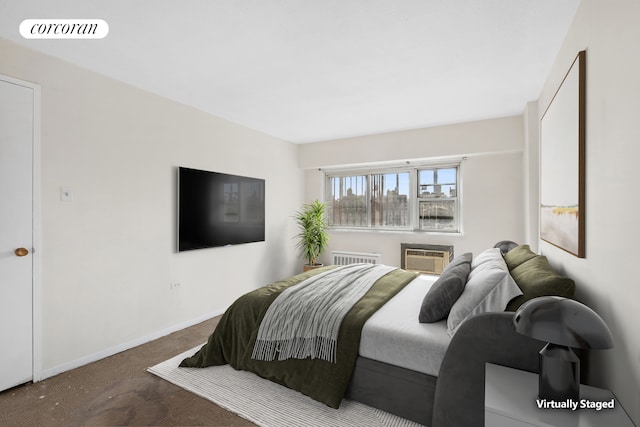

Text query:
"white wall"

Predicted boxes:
[[529, 0, 640, 423], [523, 101, 540, 252], [0, 39, 303, 377], [299, 116, 526, 265]]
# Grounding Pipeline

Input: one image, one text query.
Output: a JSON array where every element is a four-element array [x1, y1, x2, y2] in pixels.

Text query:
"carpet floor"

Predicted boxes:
[[0, 317, 255, 426]]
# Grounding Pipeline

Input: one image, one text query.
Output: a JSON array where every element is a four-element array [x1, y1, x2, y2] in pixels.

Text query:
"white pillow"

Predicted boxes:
[[468, 257, 505, 280], [467, 247, 505, 280], [446, 254, 522, 336], [470, 247, 503, 269]]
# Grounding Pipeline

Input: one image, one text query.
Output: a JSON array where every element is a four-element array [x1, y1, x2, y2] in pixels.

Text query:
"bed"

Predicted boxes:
[[347, 273, 449, 424], [181, 245, 576, 427]]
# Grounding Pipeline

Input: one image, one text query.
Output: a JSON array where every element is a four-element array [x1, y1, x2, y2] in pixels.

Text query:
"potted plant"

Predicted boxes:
[[295, 200, 330, 271]]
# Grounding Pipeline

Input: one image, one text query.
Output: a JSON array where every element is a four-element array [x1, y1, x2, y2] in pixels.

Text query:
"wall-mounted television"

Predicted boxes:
[[178, 167, 265, 251]]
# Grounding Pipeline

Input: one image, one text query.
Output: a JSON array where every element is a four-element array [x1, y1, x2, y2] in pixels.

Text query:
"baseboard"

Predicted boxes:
[[36, 308, 225, 382]]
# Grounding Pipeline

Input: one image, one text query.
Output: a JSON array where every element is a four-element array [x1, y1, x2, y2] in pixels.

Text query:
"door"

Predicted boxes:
[[0, 77, 35, 391]]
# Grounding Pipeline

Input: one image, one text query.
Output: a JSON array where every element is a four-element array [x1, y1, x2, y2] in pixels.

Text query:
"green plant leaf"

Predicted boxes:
[[294, 200, 329, 265]]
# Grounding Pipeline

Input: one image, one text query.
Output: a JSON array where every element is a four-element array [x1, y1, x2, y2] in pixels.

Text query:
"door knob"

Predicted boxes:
[[15, 248, 29, 257]]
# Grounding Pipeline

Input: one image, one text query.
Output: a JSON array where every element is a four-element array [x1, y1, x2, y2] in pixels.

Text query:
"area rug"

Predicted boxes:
[[148, 346, 422, 427]]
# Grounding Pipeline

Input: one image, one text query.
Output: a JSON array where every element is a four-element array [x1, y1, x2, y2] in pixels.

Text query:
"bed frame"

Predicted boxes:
[[347, 356, 437, 425], [346, 311, 544, 427]]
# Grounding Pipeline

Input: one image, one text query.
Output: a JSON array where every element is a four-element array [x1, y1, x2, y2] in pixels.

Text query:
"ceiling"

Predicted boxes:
[[0, 0, 581, 143]]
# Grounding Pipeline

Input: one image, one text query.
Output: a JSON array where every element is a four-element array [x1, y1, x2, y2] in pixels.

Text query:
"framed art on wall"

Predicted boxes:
[[540, 50, 586, 258]]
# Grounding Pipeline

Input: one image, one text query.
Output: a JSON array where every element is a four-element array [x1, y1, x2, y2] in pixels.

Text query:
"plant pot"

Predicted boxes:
[[303, 263, 324, 272]]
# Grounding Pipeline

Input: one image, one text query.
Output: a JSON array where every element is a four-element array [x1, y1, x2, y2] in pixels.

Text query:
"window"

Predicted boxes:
[[326, 174, 368, 226], [325, 163, 460, 233], [370, 172, 410, 228], [417, 167, 458, 231]]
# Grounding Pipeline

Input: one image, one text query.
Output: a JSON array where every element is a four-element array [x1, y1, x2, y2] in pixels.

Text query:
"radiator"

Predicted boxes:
[[331, 251, 381, 266]]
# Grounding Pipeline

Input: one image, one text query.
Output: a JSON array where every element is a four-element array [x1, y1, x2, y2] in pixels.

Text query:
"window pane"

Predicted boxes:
[[419, 167, 457, 198], [326, 175, 368, 226], [371, 172, 410, 228], [441, 184, 456, 197], [418, 169, 434, 185], [420, 184, 457, 198], [419, 200, 456, 231], [437, 168, 457, 184]]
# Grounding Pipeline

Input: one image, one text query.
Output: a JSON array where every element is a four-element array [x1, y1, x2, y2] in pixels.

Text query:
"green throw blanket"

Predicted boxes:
[[180, 265, 418, 408]]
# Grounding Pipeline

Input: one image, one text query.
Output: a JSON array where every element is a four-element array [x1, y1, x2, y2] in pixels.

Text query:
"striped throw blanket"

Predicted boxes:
[[251, 263, 396, 363]]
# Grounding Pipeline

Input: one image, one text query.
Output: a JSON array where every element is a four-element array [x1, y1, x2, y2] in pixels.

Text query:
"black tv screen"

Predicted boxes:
[[178, 167, 265, 251]]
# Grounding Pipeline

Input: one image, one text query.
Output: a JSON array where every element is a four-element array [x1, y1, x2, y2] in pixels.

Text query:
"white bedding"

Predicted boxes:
[[359, 274, 451, 377]]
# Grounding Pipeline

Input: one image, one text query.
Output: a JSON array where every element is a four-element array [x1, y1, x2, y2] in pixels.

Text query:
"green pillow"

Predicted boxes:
[[503, 244, 538, 270], [505, 255, 575, 311]]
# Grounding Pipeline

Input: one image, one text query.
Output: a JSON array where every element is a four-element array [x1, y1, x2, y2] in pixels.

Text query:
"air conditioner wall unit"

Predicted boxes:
[[404, 249, 449, 275]]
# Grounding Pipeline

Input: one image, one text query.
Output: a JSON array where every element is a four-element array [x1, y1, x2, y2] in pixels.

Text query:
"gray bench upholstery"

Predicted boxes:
[[431, 311, 544, 427]]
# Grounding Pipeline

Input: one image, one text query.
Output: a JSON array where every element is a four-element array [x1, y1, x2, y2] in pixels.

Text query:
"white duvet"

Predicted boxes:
[[359, 274, 451, 377]]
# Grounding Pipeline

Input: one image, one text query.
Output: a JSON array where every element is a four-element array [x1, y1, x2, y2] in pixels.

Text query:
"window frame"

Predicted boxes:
[[416, 165, 460, 232], [324, 161, 462, 233]]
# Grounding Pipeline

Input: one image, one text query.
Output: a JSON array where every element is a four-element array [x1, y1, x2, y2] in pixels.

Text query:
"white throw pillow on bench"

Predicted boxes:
[[446, 248, 522, 336]]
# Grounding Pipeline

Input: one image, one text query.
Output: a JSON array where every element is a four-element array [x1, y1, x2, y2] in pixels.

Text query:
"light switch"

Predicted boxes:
[[60, 186, 73, 202]]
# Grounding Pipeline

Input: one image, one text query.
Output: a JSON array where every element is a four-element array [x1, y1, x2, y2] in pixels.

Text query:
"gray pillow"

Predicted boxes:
[[445, 252, 472, 271], [419, 262, 471, 323]]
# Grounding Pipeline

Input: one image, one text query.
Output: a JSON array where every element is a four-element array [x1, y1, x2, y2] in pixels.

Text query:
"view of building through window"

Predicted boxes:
[[326, 174, 368, 226], [325, 164, 460, 232], [418, 167, 457, 231], [371, 172, 410, 228]]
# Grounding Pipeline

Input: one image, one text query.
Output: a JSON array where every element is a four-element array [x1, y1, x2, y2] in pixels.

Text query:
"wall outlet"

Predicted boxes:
[[170, 282, 181, 291]]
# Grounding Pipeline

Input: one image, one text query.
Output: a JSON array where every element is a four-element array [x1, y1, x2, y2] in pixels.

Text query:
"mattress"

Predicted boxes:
[[359, 274, 451, 376]]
